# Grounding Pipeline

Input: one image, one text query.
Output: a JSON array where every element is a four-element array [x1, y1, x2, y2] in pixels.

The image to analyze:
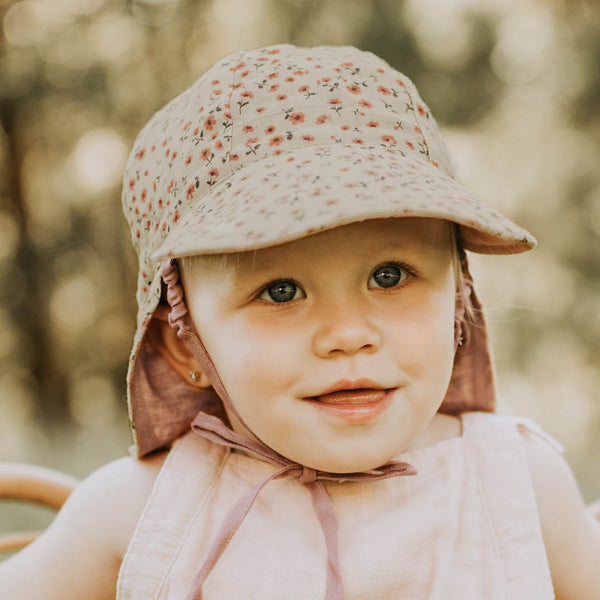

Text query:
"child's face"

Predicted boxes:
[[183, 218, 457, 472]]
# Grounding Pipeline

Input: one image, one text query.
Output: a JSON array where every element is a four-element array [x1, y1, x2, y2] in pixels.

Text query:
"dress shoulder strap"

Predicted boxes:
[[460, 412, 556, 599], [116, 431, 229, 600]]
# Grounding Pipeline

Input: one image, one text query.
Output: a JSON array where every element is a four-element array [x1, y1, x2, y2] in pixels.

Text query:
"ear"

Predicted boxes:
[[147, 305, 212, 388]]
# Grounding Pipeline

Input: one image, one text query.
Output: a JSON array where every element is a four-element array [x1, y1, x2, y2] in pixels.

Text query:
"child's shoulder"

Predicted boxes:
[[0, 449, 168, 600], [80, 450, 168, 555], [514, 418, 600, 599]]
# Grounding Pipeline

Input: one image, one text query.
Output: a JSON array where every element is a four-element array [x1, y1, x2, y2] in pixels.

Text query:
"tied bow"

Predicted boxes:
[[186, 411, 417, 600]]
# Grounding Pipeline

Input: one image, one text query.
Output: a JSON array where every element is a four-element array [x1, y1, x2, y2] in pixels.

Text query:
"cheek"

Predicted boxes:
[[388, 288, 456, 376], [204, 318, 302, 404]]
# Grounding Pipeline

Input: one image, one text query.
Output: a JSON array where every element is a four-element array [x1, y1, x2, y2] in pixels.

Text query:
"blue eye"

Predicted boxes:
[[368, 263, 409, 289], [259, 280, 305, 303]]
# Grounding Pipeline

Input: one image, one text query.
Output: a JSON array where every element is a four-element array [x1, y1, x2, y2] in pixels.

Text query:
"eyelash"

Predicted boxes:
[[256, 260, 417, 304]]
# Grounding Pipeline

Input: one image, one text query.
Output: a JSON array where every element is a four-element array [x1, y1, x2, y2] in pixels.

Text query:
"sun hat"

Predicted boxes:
[[122, 43, 537, 458]]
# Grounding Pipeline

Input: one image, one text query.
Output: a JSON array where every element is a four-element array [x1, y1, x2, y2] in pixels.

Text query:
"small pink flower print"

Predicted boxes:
[[204, 116, 216, 130], [414, 126, 422, 134], [405, 141, 415, 150], [224, 112, 232, 120], [240, 70, 249, 78], [151, 145, 156, 152], [208, 168, 219, 178], [246, 137, 259, 146], [240, 91, 254, 99], [396, 79, 405, 87], [256, 107, 266, 113], [267, 48, 280, 55], [141, 189, 147, 202], [158, 198, 164, 208], [269, 135, 284, 146], [171, 152, 177, 160], [265, 125, 276, 134], [152, 181, 157, 192], [174, 210, 180, 223], [214, 89, 223, 95], [167, 180, 174, 193], [183, 121, 192, 130], [432, 161, 439, 168], [269, 84, 280, 92], [231, 61, 247, 71], [193, 127, 199, 136], [136, 230, 141, 239], [341, 62, 354, 67], [301, 135, 315, 141], [316, 115, 329, 124], [285, 76, 295, 82], [377, 86, 391, 95], [298, 85, 310, 93], [358, 100, 372, 109], [186, 185, 195, 200], [215, 140, 224, 150], [136, 149, 145, 160], [346, 84, 361, 94], [268, 72, 278, 79], [353, 138, 364, 144], [276, 94, 287, 101], [367, 121, 379, 128], [329, 98, 342, 105], [381, 134, 397, 144], [201, 148, 211, 161], [289, 112, 305, 125], [273, 149, 283, 156], [417, 104, 426, 116], [229, 153, 239, 162], [377, 68, 385, 74], [165, 149, 170, 157], [243, 125, 254, 133], [211, 80, 220, 85], [294, 70, 305, 76], [322, 77, 331, 82], [129, 179, 135, 191], [341, 125, 350, 131], [231, 82, 242, 90]]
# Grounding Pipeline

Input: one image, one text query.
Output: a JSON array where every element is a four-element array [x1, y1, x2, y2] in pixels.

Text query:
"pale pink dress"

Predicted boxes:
[[117, 412, 558, 599]]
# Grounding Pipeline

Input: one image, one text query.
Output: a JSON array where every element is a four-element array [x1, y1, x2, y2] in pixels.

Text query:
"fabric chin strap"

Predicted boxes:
[[161, 259, 417, 600]]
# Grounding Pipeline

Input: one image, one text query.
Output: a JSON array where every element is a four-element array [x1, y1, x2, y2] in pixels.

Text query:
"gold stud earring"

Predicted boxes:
[[189, 371, 200, 383]]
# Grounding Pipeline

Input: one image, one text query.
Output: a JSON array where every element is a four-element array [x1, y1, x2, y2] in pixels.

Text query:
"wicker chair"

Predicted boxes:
[[0, 463, 80, 553]]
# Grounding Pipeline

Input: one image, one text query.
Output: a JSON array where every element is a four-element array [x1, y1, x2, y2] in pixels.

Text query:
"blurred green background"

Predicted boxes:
[[0, 0, 599, 538]]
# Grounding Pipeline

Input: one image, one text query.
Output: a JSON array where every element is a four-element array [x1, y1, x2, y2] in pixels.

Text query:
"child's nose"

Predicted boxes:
[[312, 301, 383, 358]]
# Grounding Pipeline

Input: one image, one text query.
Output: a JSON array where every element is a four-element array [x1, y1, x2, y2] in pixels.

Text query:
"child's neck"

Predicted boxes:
[[406, 413, 463, 451]]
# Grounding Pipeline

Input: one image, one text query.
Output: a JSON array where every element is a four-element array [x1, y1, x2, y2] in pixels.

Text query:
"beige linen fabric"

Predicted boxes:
[[117, 412, 556, 599]]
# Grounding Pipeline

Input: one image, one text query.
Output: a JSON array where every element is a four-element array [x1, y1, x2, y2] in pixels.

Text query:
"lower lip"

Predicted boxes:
[[306, 389, 395, 424]]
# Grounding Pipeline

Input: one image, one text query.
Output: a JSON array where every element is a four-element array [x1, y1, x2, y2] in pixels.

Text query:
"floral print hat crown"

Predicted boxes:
[[122, 44, 536, 456]]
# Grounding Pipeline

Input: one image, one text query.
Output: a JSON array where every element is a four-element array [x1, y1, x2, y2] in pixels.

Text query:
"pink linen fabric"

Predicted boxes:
[[117, 412, 557, 599]]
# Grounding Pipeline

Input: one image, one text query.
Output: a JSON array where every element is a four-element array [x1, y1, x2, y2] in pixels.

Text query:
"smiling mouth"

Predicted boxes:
[[306, 387, 396, 424], [312, 388, 392, 405]]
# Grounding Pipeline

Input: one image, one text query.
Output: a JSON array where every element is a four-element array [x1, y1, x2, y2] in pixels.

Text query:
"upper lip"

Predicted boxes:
[[308, 378, 391, 398]]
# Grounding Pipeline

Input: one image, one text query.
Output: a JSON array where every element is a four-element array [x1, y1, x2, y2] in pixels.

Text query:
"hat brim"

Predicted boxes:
[[152, 143, 535, 261]]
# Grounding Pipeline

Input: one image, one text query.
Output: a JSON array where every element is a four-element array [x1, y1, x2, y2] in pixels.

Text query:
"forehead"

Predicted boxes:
[[239, 218, 452, 265], [183, 217, 454, 283]]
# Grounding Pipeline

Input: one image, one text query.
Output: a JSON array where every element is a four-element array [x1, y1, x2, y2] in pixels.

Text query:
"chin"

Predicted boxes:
[[299, 444, 402, 474]]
